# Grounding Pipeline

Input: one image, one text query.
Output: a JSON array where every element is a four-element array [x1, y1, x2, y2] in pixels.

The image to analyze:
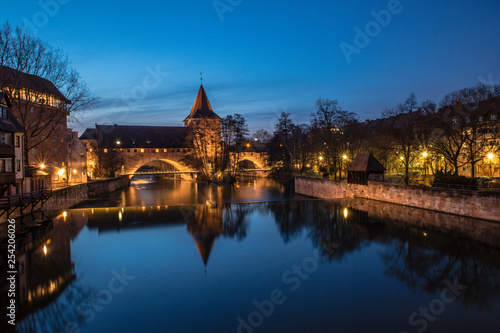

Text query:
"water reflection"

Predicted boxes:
[[78, 178, 303, 208], [3, 199, 500, 332]]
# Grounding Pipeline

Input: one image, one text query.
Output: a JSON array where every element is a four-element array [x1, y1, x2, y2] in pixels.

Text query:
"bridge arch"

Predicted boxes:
[[131, 159, 188, 174], [237, 157, 264, 169]]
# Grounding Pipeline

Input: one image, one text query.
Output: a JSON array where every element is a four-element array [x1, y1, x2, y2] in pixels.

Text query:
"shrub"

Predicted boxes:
[[432, 170, 478, 188]]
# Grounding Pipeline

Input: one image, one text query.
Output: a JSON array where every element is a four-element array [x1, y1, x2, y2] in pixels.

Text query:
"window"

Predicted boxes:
[[0, 159, 4, 172], [16, 159, 20, 172], [15, 135, 20, 147], [479, 116, 484, 122], [0, 107, 7, 119], [5, 159, 12, 172], [0, 132, 12, 145], [492, 114, 498, 121]]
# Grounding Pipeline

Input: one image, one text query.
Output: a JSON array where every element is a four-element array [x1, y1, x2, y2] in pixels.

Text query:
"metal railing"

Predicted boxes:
[[0, 189, 52, 218]]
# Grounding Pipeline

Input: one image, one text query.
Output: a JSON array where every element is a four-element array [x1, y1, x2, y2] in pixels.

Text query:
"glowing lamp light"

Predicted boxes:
[[40, 164, 45, 169], [422, 152, 428, 157], [116, 140, 121, 145], [58, 169, 65, 176], [246, 143, 251, 148], [319, 156, 324, 161], [343, 155, 347, 160], [400, 156, 404, 160], [343, 208, 348, 219], [43, 245, 47, 255], [73, 169, 77, 174], [488, 153, 494, 159]]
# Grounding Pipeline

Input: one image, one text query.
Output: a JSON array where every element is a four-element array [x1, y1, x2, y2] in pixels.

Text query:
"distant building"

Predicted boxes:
[[0, 66, 71, 187], [67, 129, 87, 184], [80, 84, 220, 177], [0, 93, 25, 196]]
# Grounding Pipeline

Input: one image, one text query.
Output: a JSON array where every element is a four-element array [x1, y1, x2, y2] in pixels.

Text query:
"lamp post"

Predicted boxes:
[[488, 153, 494, 177], [422, 152, 428, 178], [341, 154, 347, 179]]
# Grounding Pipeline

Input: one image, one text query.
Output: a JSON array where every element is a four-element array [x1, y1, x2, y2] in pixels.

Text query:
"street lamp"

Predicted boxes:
[[488, 153, 494, 177], [422, 152, 428, 178]]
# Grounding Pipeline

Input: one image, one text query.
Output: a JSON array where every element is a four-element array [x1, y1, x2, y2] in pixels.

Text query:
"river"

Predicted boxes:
[[5, 178, 500, 333]]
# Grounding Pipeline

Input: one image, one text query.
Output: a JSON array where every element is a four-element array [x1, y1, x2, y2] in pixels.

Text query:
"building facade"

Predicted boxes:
[[0, 93, 25, 196], [0, 66, 71, 188], [67, 129, 87, 184]]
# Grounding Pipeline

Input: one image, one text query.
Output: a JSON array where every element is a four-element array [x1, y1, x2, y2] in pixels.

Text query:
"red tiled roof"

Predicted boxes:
[[185, 84, 220, 120]]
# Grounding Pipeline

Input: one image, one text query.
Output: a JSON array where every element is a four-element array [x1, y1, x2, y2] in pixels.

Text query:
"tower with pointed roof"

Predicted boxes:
[[184, 84, 221, 128], [184, 84, 221, 174]]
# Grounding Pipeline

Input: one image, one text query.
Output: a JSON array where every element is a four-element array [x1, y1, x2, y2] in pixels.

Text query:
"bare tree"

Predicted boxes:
[[311, 98, 356, 179], [440, 83, 500, 107], [0, 22, 98, 163], [383, 93, 422, 185], [436, 85, 500, 177], [185, 118, 223, 182]]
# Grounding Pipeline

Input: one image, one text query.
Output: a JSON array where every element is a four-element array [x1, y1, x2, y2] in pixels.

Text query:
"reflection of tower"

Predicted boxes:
[[187, 205, 223, 266]]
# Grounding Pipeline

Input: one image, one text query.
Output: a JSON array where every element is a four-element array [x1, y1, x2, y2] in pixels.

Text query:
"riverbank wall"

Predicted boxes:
[[295, 176, 500, 222], [46, 177, 130, 211]]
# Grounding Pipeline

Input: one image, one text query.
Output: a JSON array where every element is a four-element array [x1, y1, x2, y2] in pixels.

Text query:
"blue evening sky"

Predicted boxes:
[[2, 0, 500, 134]]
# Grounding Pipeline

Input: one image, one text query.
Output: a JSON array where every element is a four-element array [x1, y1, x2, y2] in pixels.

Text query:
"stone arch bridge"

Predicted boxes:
[[119, 149, 270, 176]]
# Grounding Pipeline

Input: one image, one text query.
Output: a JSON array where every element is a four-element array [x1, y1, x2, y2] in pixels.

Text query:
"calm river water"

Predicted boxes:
[[6, 178, 500, 333]]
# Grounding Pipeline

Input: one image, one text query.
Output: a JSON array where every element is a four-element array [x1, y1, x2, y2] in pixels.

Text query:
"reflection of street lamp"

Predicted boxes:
[[488, 153, 494, 177]]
